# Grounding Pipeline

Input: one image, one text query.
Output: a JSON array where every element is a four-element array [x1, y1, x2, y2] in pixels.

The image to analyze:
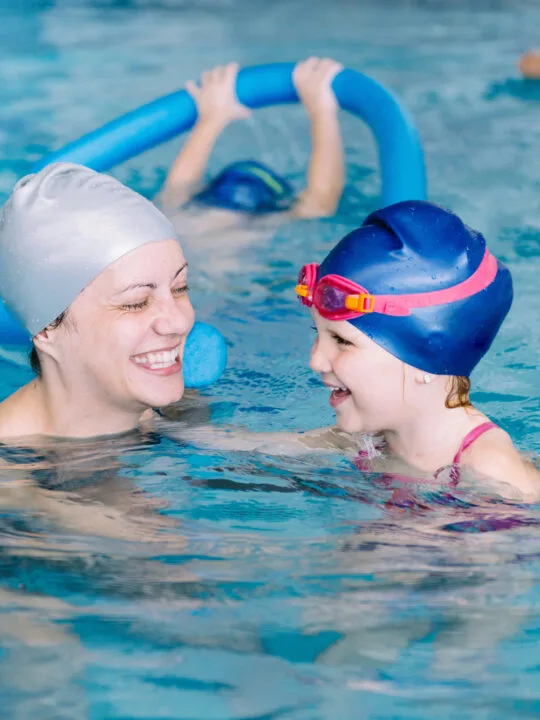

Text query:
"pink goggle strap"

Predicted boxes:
[[362, 249, 499, 316], [298, 249, 499, 317]]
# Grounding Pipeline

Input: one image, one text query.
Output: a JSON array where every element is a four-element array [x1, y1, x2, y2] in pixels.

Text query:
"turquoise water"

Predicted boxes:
[[0, 0, 539, 717]]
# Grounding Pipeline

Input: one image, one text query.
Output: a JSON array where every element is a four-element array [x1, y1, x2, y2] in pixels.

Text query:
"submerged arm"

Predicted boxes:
[[155, 411, 361, 456]]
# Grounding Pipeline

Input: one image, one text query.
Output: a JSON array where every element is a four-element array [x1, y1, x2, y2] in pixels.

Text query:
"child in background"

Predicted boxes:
[[157, 57, 345, 240]]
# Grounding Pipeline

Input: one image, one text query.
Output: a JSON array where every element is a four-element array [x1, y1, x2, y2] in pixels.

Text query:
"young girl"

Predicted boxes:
[[165, 200, 539, 500]]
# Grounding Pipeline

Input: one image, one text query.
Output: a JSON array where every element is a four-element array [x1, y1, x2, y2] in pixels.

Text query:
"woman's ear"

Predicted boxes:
[[32, 311, 72, 360], [32, 325, 61, 360]]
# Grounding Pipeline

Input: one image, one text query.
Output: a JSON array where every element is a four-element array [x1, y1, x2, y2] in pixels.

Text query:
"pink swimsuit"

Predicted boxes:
[[354, 422, 498, 509], [354, 424, 536, 531], [356, 421, 497, 474]]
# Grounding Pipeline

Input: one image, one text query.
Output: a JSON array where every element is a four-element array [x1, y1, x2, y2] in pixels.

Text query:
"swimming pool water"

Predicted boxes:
[[0, 0, 539, 717]]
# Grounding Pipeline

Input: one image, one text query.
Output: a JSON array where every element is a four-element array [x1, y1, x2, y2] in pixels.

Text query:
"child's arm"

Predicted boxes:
[[291, 57, 345, 219], [462, 428, 540, 500], [159, 63, 250, 210]]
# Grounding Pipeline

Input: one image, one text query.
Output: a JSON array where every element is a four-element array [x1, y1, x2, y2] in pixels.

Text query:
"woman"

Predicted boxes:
[[0, 162, 195, 440]]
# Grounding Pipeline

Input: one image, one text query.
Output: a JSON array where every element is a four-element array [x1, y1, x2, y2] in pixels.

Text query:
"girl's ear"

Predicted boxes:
[[414, 371, 442, 386]]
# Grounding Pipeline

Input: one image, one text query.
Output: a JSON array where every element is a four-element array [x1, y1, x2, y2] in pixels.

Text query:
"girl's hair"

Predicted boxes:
[[445, 376, 472, 409], [29, 311, 66, 376]]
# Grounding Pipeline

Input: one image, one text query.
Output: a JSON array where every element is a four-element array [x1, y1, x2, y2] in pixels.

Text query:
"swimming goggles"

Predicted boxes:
[[295, 249, 498, 320]]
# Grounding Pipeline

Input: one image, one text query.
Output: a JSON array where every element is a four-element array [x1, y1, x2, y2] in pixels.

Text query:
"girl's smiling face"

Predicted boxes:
[[309, 309, 417, 434]]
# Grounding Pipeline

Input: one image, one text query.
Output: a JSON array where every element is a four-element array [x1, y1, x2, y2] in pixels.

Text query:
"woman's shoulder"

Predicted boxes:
[[0, 382, 42, 440]]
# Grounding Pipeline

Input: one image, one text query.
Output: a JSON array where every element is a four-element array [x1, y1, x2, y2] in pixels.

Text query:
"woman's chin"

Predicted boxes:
[[134, 378, 185, 411]]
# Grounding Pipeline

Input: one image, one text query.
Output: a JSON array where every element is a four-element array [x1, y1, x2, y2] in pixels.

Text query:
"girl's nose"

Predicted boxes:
[[309, 336, 333, 375]]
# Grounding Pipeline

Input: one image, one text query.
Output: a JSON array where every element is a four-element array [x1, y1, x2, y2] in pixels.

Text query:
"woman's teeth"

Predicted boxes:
[[133, 348, 179, 369]]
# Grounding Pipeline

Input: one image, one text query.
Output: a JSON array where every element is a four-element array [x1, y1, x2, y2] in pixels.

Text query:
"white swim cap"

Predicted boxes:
[[0, 162, 178, 336]]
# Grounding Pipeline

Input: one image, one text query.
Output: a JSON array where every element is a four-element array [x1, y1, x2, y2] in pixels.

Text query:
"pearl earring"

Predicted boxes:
[[423, 374, 432, 384]]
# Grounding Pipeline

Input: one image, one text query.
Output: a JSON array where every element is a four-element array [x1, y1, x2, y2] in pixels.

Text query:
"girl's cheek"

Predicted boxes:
[[335, 351, 358, 382]]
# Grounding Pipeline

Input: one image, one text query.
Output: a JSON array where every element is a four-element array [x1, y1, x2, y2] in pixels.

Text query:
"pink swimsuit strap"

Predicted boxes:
[[452, 422, 498, 465]]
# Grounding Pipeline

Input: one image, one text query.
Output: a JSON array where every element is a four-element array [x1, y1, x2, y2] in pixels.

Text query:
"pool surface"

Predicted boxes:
[[0, 0, 539, 717]]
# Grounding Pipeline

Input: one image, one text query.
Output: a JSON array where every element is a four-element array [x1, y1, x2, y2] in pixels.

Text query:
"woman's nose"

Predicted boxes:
[[153, 295, 195, 337]]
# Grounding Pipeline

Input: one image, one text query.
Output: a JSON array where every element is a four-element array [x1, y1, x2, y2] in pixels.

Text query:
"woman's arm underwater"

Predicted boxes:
[[154, 408, 362, 456]]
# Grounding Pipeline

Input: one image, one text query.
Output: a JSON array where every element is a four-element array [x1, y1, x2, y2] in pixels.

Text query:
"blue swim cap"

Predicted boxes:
[[193, 161, 294, 214], [317, 200, 513, 376]]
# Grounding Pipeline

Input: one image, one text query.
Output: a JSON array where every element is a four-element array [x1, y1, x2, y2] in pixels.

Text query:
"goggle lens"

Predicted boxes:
[[314, 282, 350, 316]]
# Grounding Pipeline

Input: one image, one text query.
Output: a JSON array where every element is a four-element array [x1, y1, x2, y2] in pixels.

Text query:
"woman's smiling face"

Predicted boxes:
[[51, 239, 195, 414]]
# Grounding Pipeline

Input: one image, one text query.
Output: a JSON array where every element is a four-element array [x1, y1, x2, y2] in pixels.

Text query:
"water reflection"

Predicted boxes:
[[0, 430, 538, 717]]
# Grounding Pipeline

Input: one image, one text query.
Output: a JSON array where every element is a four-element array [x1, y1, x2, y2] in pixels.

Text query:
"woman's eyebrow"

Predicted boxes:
[[113, 263, 188, 295], [114, 281, 156, 295], [172, 262, 188, 281]]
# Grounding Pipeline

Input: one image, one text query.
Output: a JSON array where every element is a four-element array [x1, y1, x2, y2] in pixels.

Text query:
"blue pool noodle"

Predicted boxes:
[[32, 63, 427, 204], [1, 62, 427, 387]]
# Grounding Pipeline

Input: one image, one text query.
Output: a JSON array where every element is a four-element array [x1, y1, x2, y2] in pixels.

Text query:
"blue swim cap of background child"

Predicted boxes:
[[193, 160, 295, 214], [317, 200, 513, 376]]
